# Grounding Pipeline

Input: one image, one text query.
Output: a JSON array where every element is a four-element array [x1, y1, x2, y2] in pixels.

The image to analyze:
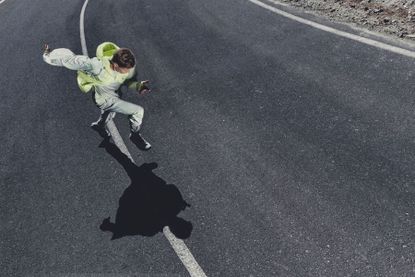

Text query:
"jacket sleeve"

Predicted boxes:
[[124, 67, 139, 92], [43, 48, 103, 75]]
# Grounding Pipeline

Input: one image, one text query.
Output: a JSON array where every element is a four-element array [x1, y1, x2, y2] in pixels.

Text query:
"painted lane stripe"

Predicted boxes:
[[79, 1, 207, 276], [0, 0, 7, 4], [80, 0, 89, 57], [249, 0, 415, 59], [164, 226, 208, 277]]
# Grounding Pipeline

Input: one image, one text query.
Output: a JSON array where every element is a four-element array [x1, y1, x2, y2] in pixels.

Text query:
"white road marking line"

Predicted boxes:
[[164, 226, 208, 277], [80, 0, 89, 56], [106, 120, 133, 160], [249, 0, 415, 59], [79, 1, 207, 276], [0, 0, 7, 4]]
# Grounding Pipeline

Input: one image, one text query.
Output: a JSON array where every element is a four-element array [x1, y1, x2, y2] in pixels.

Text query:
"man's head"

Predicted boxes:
[[110, 48, 135, 74]]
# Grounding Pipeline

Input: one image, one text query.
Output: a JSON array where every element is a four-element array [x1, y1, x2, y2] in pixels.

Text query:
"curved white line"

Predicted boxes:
[[250, 0, 415, 59], [79, 0, 89, 56], [79, 1, 207, 276], [0, 0, 7, 4]]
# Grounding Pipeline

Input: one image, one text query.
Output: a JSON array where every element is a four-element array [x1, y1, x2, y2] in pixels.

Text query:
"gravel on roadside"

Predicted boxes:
[[280, 0, 415, 40]]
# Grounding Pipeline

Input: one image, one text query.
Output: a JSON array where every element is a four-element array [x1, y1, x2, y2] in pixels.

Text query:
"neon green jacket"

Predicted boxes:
[[77, 42, 139, 93], [43, 42, 139, 93]]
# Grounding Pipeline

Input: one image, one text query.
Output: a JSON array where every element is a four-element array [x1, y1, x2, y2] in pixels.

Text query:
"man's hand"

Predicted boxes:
[[137, 80, 151, 95], [43, 43, 51, 55]]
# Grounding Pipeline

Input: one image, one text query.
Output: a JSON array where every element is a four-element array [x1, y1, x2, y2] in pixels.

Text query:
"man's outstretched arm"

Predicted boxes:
[[42, 44, 102, 75]]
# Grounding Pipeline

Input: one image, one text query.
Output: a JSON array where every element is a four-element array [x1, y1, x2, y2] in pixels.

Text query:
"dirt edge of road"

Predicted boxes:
[[279, 0, 415, 43]]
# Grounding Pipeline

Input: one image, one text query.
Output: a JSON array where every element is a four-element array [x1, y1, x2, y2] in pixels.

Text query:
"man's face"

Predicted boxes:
[[112, 63, 131, 74]]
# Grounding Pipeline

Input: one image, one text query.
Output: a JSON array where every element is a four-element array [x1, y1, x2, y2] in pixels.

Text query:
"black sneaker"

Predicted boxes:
[[130, 132, 151, 151], [90, 122, 110, 138]]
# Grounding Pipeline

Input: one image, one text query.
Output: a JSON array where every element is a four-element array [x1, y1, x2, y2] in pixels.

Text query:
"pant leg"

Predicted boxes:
[[100, 97, 144, 133], [92, 91, 116, 126]]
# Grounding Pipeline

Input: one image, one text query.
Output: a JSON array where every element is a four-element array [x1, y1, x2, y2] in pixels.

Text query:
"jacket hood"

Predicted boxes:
[[96, 42, 120, 60]]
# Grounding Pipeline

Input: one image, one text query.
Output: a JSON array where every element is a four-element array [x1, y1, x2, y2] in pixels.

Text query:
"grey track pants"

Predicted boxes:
[[93, 92, 144, 133]]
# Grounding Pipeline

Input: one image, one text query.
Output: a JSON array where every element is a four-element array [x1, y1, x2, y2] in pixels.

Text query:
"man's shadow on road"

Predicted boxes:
[[98, 139, 193, 240]]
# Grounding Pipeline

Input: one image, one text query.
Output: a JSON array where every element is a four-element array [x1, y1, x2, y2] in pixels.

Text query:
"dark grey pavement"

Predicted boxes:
[[1, 0, 415, 276]]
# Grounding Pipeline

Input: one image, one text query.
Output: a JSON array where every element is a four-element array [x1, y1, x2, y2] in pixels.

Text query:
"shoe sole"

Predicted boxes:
[[129, 136, 152, 151]]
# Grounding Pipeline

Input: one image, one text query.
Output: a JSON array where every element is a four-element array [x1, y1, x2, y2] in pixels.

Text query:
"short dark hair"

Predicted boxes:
[[111, 48, 135, 68]]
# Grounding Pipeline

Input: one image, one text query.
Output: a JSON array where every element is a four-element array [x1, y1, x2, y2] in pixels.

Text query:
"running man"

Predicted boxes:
[[43, 42, 152, 150]]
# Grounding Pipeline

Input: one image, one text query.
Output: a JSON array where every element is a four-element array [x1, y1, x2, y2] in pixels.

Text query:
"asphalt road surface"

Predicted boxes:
[[1, 0, 415, 276]]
